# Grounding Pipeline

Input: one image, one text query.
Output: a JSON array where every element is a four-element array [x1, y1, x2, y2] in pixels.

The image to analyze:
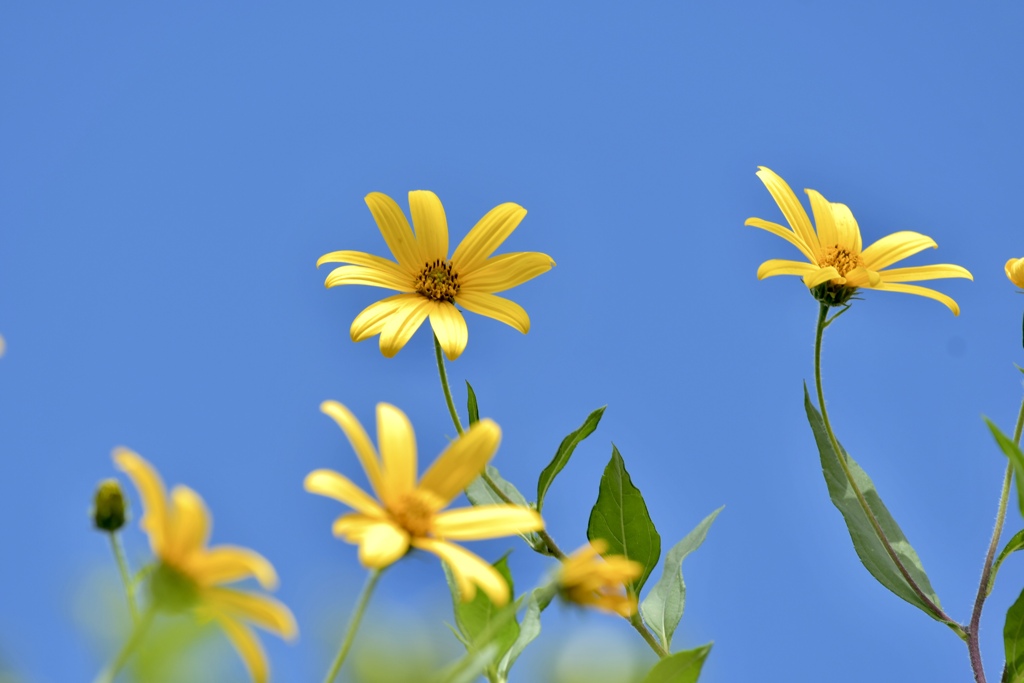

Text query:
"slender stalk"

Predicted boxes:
[[108, 533, 138, 624], [93, 608, 154, 683], [812, 303, 962, 632], [434, 334, 464, 436], [323, 569, 384, 683], [629, 613, 669, 658], [966, 397, 1024, 683]]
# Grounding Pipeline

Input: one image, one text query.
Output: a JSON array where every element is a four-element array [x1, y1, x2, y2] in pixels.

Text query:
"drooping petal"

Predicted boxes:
[[450, 203, 528, 274], [754, 167, 820, 259], [454, 291, 529, 334], [875, 264, 974, 283], [433, 505, 544, 541], [859, 231, 937, 270], [204, 588, 298, 638], [351, 294, 420, 342], [843, 267, 881, 287], [378, 297, 432, 358], [1007, 258, 1024, 288], [744, 218, 816, 264], [215, 617, 269, 683], [412, 538, 509, 605], [323, 265, 413, 291], [112, 447, 168, 555], [357, 522, 410, 568], [801, 266, 842, 288], [187, 546, 279, 590], [319, 402, 386, 498], [418, 419, 500, 505], [164, 486, 211, 561], [871, 282, 961, 315], [304, 469, 385, 518], [459, 252, 555, 293], [429, 302, 469, 361], [829, 202, 862, 254], [755, 259, 821, 280], [365, 192, 425, 270], [377, 403, 417, 502], [806, 189, 838, 248], [409, 190, 449, 263]]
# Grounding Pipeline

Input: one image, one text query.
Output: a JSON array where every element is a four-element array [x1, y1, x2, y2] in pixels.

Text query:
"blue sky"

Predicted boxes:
[[3, 2, 1024, 681]]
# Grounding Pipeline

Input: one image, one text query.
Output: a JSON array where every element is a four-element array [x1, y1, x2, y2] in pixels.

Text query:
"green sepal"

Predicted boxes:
[[989, 530, 1024, 597], [466, 381, 480, 426], [536, 406, 606, 512], [640, 507, 723, 651], [804, 385, 945, 621], [640, 643, 712, 683], [587, 445, 661, 593], [1006, 588, 1024, 683], [986, 418, 1024, 519], [466, 465, 546, 554], [443, 555, 519, 673]]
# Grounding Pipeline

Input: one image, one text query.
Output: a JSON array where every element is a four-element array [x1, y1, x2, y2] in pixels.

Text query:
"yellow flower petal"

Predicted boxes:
[[186, 546, 279, 590], [377, 403, 417, 501], [806, 189, 838, 249], [754, 167, 821, 260], [164, 485, 211, 562], [755, 259, 821, 280], [451, 202, 528, 274], [323, 265, 413, 291], [204, 588, 298, 639], [843, 267, 881, 287], [304, 469, 385, 518], [744, 218, 816, 263], [459, 252, 556, 293], [316, 249, 412, 278], [872, 282, 961, 315], [418, 419, 501, 505], [860, 231, 937, 271], [876, 264, 974, 283], [433, 505, 544, 541], [378, 297, 432, 358], [412, 538, 509, 605], [215, 617, 269, 683], [113, 447, 168, 555], [331, 512, 380, 542], [319, 402, 386, 497], [802, 266, 842, 288], [350, 294, 421, 343], [409, 190, 449, 263], [365, 192, 425, 269], [1007, 258, 1024, 288], [357, 522, 410, 568], [454, 291, 529, 334], [829, 202, 862, 254], [429, 302, 469, 361]]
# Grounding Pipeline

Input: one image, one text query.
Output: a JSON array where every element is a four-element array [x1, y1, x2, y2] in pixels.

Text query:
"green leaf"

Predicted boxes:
[[1006, 588, 1024, 683], [536, 406, 606, 512], [466, 465, 546, 553], [991, 529, 1024, 597], [446, 555, 519, 664], [804, 386, 944, 620], [587, 445, 661, 593], [640, 644, 712, 683], [496, 587, 549, 680], [432, 644, 501, 683], [640, 507, 723, 651], [466, 381, 480, 426], [986, 418, 1024, 519]]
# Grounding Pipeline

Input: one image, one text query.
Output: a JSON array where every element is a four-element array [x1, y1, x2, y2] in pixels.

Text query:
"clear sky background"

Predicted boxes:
[[2, 2, 1024, 682]]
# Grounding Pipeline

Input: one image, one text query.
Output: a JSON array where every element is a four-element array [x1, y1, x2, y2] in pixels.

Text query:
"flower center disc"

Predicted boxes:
[[391, 491, 437, 538], [821, 245, 861, 277], [415, 260, 460, 303]]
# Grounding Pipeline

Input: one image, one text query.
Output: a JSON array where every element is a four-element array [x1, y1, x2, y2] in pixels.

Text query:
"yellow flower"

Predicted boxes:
[[747, 167, 973, 313], [557, 540, 642, 617], [305, 401, 545, 605], [317, 191, 555, 360], [1007, 258, 1024, 289], [114, 448, 297, 683]]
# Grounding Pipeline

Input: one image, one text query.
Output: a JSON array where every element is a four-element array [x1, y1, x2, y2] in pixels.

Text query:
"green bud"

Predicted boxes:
[[92, 479, 127, 532]]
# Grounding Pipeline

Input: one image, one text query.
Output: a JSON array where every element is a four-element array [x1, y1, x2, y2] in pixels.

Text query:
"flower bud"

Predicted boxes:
[[92, 479, 127, 532]]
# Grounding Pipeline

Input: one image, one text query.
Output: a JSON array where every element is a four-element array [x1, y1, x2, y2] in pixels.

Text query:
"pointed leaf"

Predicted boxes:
[[1006, 588, 1024, 683], [990, 530, 1024, 597], [640, 507, 723, 651], [496, 587, 549, 679], [445, 555, 519, 664], [804, 386, 944, 621], [587, 445, 661, 592], [536, 406, 606, 512], [987, 418, 1024, 519], [641, 643, 712, 683], [466, 465, 545, 553], [466, 381, 480, 426]]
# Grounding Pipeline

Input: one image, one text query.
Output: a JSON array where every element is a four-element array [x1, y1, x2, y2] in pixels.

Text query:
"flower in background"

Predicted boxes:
[[746, 167, 972, 313], [114, 448, 296, 683], [1007, 258, 1024, 289], [317, 191, 554, 360], [557, 540, 642, 617], [305, 401, 544, 605]]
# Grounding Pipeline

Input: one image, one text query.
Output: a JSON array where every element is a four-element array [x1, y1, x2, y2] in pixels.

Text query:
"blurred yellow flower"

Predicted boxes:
[[114, 448, 296, 683], [1007, 258, 1024, 289], [317, 191, 554, 360], [558, 540, 642, 617], [747, 167, 972, 313], [305, 401, 544, 605]]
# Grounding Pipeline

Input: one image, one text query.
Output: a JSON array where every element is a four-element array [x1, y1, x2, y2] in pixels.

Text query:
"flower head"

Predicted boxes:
[[746, 167, 972, 313], [317, 191, 555, 360], [305, 401, 545, 605], [557, 540, 642, 617], [114, 448, 297, 683], [1007, 258, 1024, 289]]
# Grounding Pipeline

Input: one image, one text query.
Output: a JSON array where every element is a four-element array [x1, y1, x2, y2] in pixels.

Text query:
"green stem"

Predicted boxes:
[[93, 608, 154, 683], [812, 302, 962, 634], [629, 613, 669, 658], [434, 334, 464, 436], [323, 569, 384, 683], [966, 397, 1024, 683], [108, 532, 138, 624]]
